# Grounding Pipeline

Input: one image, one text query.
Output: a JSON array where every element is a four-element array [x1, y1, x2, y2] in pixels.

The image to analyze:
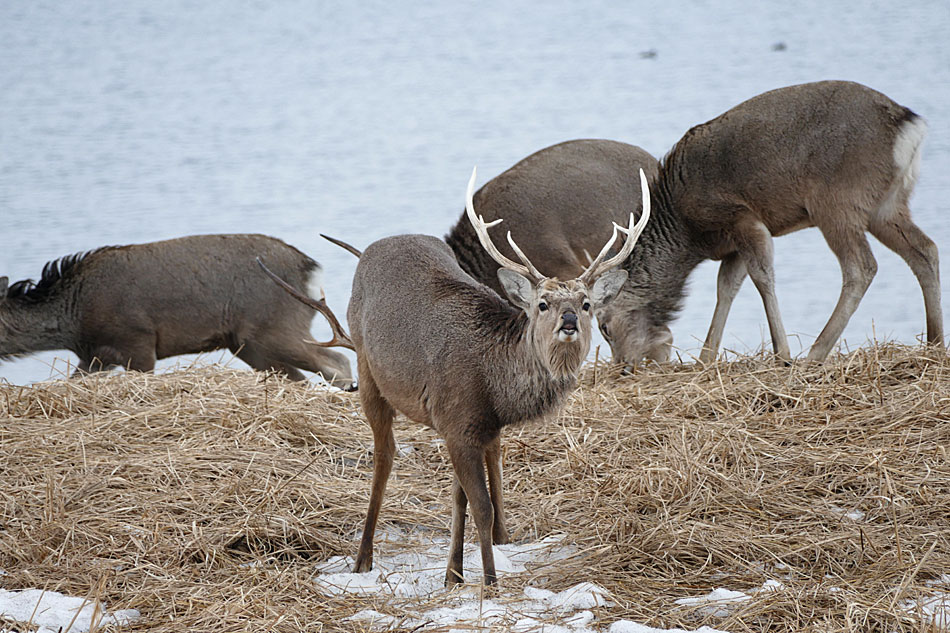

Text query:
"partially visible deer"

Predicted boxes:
[[331, 168, 650, 586], [445, 139, 670, 364], [590, 80, 941, 363], [0, 234, 355, 388]]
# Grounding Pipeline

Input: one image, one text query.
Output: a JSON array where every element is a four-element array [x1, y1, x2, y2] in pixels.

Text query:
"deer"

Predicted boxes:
[[541, 81, 940, 365], [0, 233, 355, 388], [300, 167, 650, 586], [445, 139, 671, 365]]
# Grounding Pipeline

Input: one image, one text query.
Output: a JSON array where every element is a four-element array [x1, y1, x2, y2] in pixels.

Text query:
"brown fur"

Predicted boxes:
[[445, 139, 670, 364], [608, 80, 941, 363], [347, 233, 625, 586], [0, 234, 354, 387]]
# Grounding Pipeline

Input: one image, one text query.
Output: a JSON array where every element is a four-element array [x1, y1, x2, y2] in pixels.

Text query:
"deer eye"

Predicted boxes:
[[599, 322, 610, 340], [538, 301, 549, 312], [582, 301, 591, 312]]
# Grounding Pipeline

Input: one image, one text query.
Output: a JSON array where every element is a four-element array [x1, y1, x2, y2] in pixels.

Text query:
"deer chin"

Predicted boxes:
[[545, 337, 586, 379]]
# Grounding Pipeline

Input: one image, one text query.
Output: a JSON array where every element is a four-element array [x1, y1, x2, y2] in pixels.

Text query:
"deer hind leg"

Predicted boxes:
[[699, 253, 748, 364], [733, 218, 791, 362], [353, 357, 396, 573], [869, 207, 943, 347], [808, 221, 878, 362], [485, 436, 509, 545], [445, 439, 496, 586], [253, 332, 355, 389], [232, 341, 308, 381]]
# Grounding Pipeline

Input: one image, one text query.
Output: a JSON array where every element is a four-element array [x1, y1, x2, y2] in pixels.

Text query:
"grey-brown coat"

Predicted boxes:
[[0, 233, 353, 387]]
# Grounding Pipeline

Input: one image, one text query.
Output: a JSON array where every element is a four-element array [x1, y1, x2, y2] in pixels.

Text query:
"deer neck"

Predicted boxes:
[[485, 316, 580, 428], [0, 294, 76, 359], [621, 181, 706, 328], [444, 220, 503, 296]]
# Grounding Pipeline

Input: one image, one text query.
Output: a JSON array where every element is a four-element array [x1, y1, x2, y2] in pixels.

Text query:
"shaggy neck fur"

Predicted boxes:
[[483, 312, 585, 429], [0, 253, 89, 359], [435, 276, 584, 430], [620, 166, 707, 330]]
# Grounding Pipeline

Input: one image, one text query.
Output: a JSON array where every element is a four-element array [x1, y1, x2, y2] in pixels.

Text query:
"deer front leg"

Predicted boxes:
[[446, 475, 468, 586], [736, 219, 791, 362], [446, 441, 496, 586], [700, 253, 747, 364]]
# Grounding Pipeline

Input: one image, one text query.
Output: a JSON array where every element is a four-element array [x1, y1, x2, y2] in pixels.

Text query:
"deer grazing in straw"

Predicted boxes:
[[474, 81, 939, 365], [445, 139, 670, 364], [0, 234, 355, 388], [313, 168, 650, 586]]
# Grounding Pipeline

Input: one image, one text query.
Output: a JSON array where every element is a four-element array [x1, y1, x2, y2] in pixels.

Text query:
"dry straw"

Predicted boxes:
[[1, 343, 948, 632]]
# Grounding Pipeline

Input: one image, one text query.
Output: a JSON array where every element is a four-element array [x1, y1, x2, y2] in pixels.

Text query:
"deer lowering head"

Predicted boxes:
[[0, 235, 355, 388], [445, 139, 668, 367], [342, 167, 650, 586], [574, 81, 942, 365]]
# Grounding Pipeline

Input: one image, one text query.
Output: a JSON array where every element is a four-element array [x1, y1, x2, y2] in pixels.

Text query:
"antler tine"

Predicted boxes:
[[257, 257, 356, 350], [466, 167, 545, 282], [579, 167, 652, 284]]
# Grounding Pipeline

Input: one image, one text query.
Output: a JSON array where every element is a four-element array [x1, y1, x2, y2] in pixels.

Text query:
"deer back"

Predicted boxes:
[[661, 80, 919, 248], [349, 234, 528, 427], [1, 234, 325, 360], [446, 139, 659, 296]]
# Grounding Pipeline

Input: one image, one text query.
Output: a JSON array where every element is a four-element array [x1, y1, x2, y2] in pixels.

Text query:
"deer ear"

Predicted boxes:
[[497, 268, 534, 311], [590, 269, 628, 311], [0, 276, 7, 299]]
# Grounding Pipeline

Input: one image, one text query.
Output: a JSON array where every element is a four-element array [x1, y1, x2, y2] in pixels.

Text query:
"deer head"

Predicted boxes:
[[465, 166, 651, 377]]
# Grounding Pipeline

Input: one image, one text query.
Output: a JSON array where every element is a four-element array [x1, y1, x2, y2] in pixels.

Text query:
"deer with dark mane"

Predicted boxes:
[[0, 234, 354, 387]]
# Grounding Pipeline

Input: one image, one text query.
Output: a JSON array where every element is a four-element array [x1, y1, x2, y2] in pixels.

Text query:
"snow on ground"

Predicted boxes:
[[315, 529, 732, 632], [0, 588, 139, 633], [2, 536, 946, 631], [900, 575, 950, 630]]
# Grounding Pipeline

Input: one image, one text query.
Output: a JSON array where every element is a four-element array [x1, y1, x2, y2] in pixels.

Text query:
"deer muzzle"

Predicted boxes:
[[557, 311, 579, 342]]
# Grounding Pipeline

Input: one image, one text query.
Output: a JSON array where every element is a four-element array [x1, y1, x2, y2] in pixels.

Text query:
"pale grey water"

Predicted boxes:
[[2, 1, 949, 384]]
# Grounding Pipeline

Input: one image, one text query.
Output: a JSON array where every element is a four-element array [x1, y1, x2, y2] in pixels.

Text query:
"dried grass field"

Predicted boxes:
[[1, 344, 949, 632]]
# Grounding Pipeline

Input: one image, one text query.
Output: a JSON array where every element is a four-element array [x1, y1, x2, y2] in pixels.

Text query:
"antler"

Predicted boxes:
[[256, 257, 355, 350], [466, 167, 546, 283], [578, 167, 652, 285]]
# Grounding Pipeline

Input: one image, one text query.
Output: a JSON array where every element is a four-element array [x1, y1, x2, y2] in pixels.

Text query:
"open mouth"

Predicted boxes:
[[557, 325, 578, 342]]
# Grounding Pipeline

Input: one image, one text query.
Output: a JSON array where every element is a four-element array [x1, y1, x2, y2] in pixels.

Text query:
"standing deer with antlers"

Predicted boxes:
[[308, 168, 649, 586]]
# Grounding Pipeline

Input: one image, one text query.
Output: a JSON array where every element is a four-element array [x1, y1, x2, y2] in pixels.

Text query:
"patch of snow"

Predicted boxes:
[[675, 588, 751, 617], [323, 528, 732, 632], [829, 504, 865, 521], [0, 588, 139, 633], [901, 575, 950, 631]]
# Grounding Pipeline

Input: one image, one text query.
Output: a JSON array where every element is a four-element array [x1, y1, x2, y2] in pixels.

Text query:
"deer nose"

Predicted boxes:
[[561, 311, 578, 331]]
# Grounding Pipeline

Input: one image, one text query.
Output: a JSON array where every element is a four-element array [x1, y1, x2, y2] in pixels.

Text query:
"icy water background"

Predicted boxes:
[[2, 0, 949, 384]]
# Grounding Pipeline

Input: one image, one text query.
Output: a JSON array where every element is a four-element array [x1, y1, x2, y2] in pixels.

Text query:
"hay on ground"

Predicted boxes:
[[1, 343, 948, 632]]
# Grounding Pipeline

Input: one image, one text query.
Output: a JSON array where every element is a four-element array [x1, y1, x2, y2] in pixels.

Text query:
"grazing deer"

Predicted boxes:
[[336, 168, 650, 586], [579, 81, 941, 364], [445, 139, 670, 364], [0, 234, 355, 387]]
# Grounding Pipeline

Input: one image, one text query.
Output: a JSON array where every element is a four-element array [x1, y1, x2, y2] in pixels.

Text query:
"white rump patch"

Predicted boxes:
[[893, 116, 927, 193], [306, 264, 326, 301]]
